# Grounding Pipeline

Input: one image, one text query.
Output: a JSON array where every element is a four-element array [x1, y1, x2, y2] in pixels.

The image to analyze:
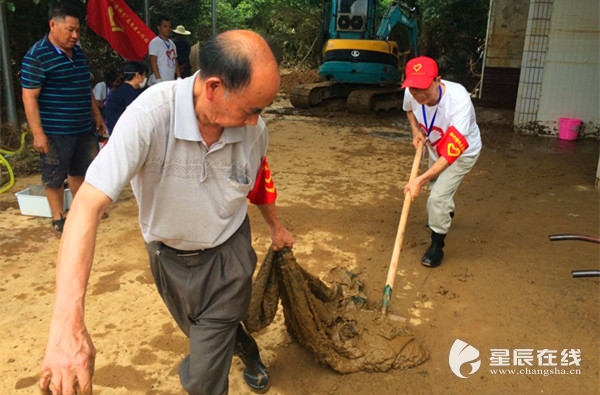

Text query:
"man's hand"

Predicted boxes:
[[32, 132, 49, 155], [412, 132, 426, 150], [404, 177, 424, 202], [404, 156, 450, 202], [256, 203, 294, 250], [268, 225, 294, 251], [39, 326, 96, 395], [94, 117, 107, 137], [406, 110, 426, 150]]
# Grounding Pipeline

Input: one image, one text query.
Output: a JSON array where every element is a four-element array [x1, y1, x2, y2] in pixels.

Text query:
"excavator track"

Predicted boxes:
[[289, 82, 337, 108], [346, 86, 404, 113], [290, 83, 405, 113]]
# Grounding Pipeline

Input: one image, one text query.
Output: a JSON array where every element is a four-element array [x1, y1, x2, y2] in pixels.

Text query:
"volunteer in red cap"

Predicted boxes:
[[401, 56, 482, 268]]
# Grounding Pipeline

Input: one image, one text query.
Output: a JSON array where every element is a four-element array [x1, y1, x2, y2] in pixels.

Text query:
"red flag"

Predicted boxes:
[[87, 0, 156, 61]]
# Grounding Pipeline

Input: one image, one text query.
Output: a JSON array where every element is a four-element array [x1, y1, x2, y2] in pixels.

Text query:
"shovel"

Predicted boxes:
[[381, 140, 423, 315]]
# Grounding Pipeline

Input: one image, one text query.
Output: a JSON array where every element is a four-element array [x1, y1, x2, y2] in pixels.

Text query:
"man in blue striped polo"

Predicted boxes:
[[21, 4, 105, 236]]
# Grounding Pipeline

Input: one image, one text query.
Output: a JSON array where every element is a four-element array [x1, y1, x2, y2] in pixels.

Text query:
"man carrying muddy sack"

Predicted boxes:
[[38, 30, 293, 395]]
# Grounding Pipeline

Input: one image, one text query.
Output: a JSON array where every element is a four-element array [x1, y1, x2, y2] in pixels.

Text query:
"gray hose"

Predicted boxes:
[[572, 270, 600, 278], [548, 234, 600, 244]]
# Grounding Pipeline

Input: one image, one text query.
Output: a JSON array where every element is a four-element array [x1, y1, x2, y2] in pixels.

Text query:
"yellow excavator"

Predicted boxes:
[[290, 0, 418, 113]]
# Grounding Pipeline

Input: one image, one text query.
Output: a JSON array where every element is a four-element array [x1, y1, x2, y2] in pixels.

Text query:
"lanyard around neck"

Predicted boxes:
[[161, 38, 171, 49], [421, 84, 443, 137]]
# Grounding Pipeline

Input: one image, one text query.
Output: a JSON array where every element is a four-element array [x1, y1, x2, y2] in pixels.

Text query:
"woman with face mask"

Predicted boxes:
[[104, 61, 149, 135]]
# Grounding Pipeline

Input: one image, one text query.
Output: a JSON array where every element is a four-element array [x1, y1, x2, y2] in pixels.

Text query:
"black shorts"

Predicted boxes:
[[41, 132, 99, 188]]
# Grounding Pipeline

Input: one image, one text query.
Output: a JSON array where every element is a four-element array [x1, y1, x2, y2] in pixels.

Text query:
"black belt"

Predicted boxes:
[[160, 242, 206, 257]]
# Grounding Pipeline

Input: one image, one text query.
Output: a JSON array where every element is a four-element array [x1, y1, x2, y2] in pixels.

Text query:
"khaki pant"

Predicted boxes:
[[427, 153, 479, 234]]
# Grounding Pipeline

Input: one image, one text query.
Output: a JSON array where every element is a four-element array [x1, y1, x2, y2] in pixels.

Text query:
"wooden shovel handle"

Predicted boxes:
[[382, 141, 423, 313]]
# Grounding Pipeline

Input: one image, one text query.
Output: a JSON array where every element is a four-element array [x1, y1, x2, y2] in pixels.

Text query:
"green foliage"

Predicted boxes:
[[230, 0, 323, 68], [416, 0, 489, 85], [2, 0, 87, 10], [4, 0, 489, 90]]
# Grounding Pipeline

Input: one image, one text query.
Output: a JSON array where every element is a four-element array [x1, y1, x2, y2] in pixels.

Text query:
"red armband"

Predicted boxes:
[[247, 156, 277, 205], [436, 126, 469, 165]]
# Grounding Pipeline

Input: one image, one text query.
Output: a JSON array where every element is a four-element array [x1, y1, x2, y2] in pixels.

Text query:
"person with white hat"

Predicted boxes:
[[173, 24, 192, 78]]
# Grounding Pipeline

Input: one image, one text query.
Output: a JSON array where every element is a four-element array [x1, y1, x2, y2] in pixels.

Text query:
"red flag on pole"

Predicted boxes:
[[87, 0, 156, 61]]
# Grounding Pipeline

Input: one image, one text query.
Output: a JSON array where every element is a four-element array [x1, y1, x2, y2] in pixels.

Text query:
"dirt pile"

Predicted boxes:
[[280, 69, 320, 96]]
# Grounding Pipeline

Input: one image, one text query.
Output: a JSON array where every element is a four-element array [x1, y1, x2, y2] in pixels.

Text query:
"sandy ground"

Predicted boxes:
[[1, 88, 599, 394]]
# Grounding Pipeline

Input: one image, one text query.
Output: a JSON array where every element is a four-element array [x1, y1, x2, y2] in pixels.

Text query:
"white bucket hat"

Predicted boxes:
[[173, 25, 191, 35]]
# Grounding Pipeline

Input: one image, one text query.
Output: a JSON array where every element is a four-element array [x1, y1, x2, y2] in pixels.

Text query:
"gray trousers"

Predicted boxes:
[[145, 217, 257, 395], [427, 153, 479, 234]]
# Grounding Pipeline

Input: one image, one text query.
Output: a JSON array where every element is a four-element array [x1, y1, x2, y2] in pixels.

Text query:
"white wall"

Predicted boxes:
[[515, 0, 599, 138]]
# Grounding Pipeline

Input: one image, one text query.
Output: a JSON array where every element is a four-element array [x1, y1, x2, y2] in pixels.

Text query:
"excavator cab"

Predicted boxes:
[[327, 0, 376, 38], [319, 0, 398, 84]]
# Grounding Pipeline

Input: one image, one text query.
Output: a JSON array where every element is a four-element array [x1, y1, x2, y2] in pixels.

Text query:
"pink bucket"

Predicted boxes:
[[558, 118, 581, 141]]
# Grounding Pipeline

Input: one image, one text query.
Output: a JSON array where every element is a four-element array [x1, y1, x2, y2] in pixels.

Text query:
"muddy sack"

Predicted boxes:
[[244, 248, 429, 374]]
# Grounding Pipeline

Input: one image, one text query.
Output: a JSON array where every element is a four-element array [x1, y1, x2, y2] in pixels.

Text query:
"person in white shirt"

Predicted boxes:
[[92, 69, 117, 118], [402, 56, 482, 268], [38, 30, 292, 395], [148, 15, 179, 85]]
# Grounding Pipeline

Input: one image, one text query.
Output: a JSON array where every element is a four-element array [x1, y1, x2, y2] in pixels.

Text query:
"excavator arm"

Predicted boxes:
[[376, 1, 418, 55]]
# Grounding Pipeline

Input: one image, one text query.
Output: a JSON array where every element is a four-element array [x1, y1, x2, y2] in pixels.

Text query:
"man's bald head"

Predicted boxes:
[[199, 30, 280, 93]]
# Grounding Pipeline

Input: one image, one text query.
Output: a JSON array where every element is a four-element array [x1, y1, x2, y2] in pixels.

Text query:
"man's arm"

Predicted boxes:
[[403, 109, 451, 200], [90, 88, 106, 136], [404, 156, 450, 201], [39, 182, 112, 395], [256, 203, 294, 250], [21, 87, 49, 154], [149, 55, 161, 81], [406, 110, 426, 149], [175, 58, 181, 79]]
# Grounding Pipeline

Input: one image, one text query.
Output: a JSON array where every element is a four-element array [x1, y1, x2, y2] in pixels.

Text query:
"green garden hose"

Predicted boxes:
[[0, 126, 29, 194]]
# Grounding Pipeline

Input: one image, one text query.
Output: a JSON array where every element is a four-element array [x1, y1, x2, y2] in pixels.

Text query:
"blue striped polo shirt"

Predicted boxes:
[[21, 35, 92, 135]]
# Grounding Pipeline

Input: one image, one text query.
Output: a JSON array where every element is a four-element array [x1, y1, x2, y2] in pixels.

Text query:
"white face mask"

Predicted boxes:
[[139, 77, 148, 89]]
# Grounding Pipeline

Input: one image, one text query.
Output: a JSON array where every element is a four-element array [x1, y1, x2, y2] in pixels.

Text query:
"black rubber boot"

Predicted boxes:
[[234, 323, 270, 393], [422, 231, 446, 268]]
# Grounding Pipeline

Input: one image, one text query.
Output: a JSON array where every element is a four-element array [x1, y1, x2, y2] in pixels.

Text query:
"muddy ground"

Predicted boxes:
[[1, 74, 599, 394]]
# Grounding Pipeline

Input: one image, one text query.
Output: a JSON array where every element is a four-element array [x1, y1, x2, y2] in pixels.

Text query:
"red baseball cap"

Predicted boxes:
[[401, 56, 438, 89]]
